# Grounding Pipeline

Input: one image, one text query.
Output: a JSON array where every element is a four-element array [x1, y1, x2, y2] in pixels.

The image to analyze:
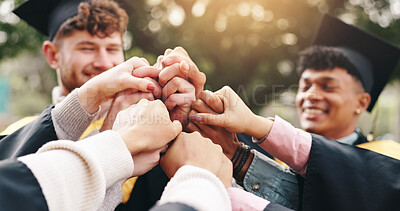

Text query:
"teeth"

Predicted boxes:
[[304, 108, 324, 114]]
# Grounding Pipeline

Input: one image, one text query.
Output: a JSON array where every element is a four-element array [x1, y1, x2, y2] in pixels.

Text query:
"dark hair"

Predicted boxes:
[[53, 0, 128, 43], [296, 46, 363, 85]]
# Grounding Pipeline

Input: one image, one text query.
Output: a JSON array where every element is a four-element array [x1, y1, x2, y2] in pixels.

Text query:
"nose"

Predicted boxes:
[[303, 85, 322, 102], [93, 49, 114, 71]]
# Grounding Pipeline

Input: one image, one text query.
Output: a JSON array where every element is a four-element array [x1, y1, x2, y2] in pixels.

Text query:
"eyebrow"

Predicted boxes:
[[300, 76, 339, 83], [75, 41, 122, 48]]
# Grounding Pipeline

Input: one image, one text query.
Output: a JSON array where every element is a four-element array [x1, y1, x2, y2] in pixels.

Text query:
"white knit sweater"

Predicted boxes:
[[18, 131, 134, 211]]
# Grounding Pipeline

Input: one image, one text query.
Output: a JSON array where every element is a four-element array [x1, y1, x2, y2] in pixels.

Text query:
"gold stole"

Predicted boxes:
[[274, 139, 400, 168]]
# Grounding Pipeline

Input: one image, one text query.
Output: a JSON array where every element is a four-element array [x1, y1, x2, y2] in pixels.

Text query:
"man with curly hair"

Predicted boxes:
[[44, 0, 129, 100], [2, 0, 131, 135]]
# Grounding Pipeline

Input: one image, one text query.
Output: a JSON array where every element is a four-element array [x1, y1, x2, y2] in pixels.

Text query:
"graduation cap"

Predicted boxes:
[[312, 14, 400, 111], [13, 0, 135, 41]]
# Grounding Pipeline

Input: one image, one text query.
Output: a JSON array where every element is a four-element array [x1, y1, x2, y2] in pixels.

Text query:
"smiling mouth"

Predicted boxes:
[[303, 108, 326, 115]]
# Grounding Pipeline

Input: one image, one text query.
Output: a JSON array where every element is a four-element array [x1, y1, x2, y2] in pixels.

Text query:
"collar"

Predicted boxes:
[[51, 86, 67, 105], [337, 128, 362, 145]]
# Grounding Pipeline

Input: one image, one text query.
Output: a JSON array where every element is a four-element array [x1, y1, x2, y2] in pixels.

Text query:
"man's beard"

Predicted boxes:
[[60, 69, 85, 94]]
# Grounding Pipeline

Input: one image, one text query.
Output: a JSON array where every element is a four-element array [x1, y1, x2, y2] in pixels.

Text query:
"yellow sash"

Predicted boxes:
[[274, 139, 400, 167], [0, 116, 38, 135], [357, 140, 400, 160]]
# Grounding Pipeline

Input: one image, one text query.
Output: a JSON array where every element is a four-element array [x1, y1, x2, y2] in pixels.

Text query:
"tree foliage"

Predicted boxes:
[[1, 0, 400, 116]]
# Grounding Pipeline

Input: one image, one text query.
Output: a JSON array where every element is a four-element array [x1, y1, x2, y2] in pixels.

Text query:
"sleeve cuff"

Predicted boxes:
[[38, 130, 134, 188], [51, 89, 99, 141], [159, 165, 231, 211], [259, 115, 311, 175], [227, 187, 269, 210]]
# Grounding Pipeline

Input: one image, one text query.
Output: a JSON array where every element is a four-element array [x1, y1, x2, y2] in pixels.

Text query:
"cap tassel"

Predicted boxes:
[[368, 106, 380, 142]]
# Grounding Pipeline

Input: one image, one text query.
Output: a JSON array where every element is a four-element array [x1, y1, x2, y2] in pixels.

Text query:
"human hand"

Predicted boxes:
[[162, 75, 196, 126], [131, 146, 167, 176], [99, 83, 160, 131], [189, 86, 256, 134], [77, 57, 160, 114], [187, 90, 240, 160], [113, 99, 182, 155], [160, 132, 225, 179], [158, 47, 206, 97]]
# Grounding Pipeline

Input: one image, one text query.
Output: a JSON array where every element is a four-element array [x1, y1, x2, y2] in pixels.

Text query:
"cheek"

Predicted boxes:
[[295, 94, 303, 107], [111, 54, 125, 65]]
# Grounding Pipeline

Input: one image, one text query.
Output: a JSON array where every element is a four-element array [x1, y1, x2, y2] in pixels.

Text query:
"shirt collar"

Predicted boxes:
[[337, 128, 362, 145], [52, 86, 66, 105]]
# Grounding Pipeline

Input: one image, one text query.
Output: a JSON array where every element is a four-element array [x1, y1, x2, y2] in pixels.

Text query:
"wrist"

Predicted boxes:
[[234, 149, 254, 182], [248, 115, 273, 139], [77, 87, 103, 114], [231, 143, 252, 182], [226, 134, 241, 160], [117, 130, 144, 155], [243, 113, 259, 136]]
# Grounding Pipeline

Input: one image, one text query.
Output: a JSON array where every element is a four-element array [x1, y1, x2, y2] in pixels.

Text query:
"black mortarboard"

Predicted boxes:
[[312, 14, 400, 111], [13, 0, 135, 41]]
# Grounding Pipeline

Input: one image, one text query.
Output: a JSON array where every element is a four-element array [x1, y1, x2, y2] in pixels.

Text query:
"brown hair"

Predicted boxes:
[[53, 0, 128, 44]]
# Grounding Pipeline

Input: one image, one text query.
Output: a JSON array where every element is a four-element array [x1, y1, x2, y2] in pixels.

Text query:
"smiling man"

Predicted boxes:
[[295, 46, 371, 143], [242, 15, 400, 209], [1, 0, 130, 136], [40, 0, 127, 105], [46, 31, 125, 98]]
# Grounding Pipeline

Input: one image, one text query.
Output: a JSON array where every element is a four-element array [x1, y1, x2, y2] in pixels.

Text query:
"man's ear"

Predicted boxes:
[[42, 41, 59, 69], [357, 92, 371, 112]]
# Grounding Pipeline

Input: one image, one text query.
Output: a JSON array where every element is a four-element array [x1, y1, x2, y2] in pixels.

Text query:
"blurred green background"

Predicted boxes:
[[1, 0, 400, 140]]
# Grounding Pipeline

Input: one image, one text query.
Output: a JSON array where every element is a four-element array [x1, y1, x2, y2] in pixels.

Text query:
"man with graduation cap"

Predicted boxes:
[[1, 0, 131, 136], [241, 14, 400, 209], [186, 13, 400, 210]]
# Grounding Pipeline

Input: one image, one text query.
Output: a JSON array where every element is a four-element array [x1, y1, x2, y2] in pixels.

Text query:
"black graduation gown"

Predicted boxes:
[[0, 105, 57, 159], [0, 159, 48, 210], [302, 134, 400, 211]]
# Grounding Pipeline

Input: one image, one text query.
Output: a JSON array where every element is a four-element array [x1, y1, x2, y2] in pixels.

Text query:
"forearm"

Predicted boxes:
[[245, 115, 274, 139], [18, 131, 133, 210], [51, 89, 99, 141]]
